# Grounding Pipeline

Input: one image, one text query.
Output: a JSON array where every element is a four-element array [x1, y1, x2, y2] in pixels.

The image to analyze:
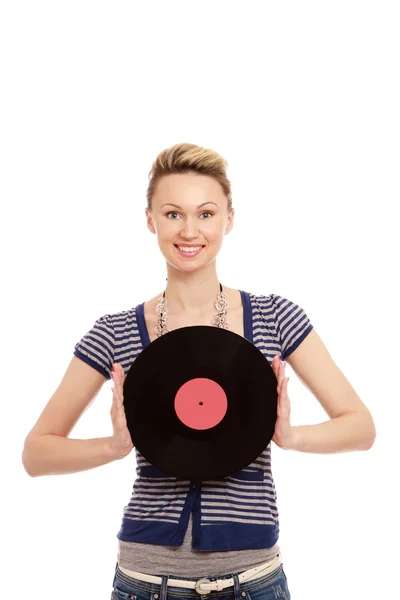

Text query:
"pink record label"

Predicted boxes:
[[174, 378, 228, 430]]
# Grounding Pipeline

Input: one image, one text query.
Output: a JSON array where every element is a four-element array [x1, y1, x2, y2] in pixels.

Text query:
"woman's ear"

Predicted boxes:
[[145, 208, 156, 234], [225, 208, 235, 234]]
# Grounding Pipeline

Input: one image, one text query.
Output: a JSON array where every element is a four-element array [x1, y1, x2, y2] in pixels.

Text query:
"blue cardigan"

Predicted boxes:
[[74, 291, 313, 551]]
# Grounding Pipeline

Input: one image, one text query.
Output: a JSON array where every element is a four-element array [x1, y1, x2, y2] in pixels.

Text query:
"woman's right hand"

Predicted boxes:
[[110, 362, 134, 459]]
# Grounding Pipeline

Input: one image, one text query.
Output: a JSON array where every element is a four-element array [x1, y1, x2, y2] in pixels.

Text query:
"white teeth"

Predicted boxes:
[[177, 246, 202, 253]]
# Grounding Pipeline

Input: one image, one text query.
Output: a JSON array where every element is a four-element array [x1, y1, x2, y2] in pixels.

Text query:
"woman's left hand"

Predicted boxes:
[[271, 355, 295, 450]]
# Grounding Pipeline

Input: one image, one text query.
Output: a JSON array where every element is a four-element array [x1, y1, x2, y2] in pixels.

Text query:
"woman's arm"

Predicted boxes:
[[283, 330, 376, 453], [288, 412, 375, 454], [22, 434, 121, 477], [22, 358, 133, 477]]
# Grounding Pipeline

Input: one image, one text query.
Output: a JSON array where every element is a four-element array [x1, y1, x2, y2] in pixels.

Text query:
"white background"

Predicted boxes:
[[1, 1, 399, 598]]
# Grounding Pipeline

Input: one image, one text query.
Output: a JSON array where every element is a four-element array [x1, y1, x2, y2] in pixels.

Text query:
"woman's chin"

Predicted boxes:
[[166, 259, 205, 273]]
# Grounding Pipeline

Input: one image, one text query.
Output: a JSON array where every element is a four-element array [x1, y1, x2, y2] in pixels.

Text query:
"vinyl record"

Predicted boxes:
[[123, 326, 278, 481]]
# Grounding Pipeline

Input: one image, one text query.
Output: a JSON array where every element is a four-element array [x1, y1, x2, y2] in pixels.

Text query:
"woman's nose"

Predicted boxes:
[[181, 219, 198, 238]]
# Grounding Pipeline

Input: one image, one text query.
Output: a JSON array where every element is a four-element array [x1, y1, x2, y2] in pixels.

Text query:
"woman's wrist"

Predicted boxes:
[[107, 436, 132, 461]]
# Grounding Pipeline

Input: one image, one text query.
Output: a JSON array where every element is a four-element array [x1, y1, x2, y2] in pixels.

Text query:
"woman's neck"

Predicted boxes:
[[163, 272, 222, 314]]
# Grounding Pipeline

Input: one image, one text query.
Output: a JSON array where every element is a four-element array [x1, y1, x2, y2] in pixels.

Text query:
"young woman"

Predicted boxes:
[[22, 143, 375, 600]]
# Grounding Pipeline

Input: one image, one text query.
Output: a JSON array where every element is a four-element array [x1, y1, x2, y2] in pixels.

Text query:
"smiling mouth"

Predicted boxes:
[[175, 244, 203, 250], [174, 244, 204, 256]]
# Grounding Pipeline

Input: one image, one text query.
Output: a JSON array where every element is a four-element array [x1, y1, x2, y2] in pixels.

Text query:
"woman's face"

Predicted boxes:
[[146, 173, 234, 273]]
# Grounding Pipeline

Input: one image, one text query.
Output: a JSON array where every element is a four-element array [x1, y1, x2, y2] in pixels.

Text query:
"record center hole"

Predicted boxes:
[[199, 402, 203, 406]]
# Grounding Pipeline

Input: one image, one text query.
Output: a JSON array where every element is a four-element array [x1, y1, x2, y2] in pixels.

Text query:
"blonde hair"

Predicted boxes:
[[146, 143, 233, 212]]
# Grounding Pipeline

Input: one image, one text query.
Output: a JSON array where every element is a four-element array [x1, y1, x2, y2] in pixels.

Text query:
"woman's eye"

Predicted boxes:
[[166, 211, 213, 219]]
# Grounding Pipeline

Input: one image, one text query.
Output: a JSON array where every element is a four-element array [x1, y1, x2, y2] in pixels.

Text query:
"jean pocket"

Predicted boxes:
[[244, 566, 290, 600], [111, 587, 136, 600]]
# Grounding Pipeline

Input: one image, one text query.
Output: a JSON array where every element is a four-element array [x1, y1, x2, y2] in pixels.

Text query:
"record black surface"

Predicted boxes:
[[123, 326, 278, 481]]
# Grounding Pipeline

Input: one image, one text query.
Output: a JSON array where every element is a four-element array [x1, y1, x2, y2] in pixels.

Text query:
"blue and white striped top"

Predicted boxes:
[[74, 291, 313, 552]]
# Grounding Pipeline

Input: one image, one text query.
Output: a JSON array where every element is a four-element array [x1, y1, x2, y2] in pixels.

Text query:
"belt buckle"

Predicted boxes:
[[195, 578, 211, 595]]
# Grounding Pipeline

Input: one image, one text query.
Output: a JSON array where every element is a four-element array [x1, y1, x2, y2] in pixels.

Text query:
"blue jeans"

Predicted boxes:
[[111, 563, 291, 600]]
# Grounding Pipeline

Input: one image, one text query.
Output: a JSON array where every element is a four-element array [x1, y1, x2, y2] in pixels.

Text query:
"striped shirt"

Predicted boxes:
[[74, 291, 313, 570]]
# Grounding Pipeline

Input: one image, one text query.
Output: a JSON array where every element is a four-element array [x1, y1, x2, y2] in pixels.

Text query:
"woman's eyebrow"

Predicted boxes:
[[161, 202, 218, 209]]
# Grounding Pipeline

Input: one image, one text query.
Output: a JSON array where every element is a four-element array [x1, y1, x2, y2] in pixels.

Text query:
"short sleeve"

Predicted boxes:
[[270, 294, 313, 361], [73, 314, 115, 380]]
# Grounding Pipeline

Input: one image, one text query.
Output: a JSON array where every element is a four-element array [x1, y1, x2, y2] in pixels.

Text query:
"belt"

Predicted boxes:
[[118, 554, 282, 595]]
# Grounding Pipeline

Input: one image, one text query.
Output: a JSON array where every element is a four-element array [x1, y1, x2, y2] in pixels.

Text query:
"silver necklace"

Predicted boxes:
[[156, 283, 229, 338]]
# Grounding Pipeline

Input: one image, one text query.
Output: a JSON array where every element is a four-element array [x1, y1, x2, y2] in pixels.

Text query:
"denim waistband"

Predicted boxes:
[[113, 559, 284, 599]]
